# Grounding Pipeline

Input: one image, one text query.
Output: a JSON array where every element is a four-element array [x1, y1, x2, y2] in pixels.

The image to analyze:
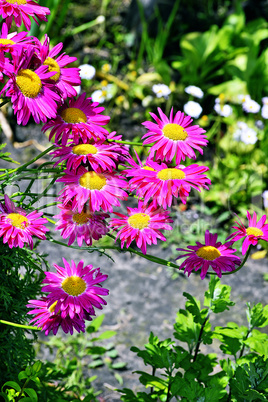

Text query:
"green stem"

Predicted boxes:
[[0, 145, 55, 179], [107, 139, 150, 147], [193, 311, 210, 362], [49, 238, 181, 269], [0, 320, 41, 331]]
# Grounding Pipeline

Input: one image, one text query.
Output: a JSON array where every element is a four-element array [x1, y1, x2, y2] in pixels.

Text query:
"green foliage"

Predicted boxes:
[[119, 277, 268, 401], [0, 243, 49, 383], [0, 143, 19, 165]]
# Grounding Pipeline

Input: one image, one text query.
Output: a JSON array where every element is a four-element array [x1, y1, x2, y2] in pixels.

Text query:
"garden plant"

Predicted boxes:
[[0, 0, 268, 401]]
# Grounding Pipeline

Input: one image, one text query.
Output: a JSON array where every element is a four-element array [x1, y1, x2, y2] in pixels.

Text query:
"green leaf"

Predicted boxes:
[[86, 346, 107, 355], [1, 381, 21, 392], [86, 314, 105, 332], [88, 359, 103, 368], [32, 361, 42, 374], [24, 388, 37, 402], [111, 362, 127, 370], [93, 330, 117, 340], [18, 371, 28, 381], [114, 372, 123, 385], [0, 392, 9, 401]]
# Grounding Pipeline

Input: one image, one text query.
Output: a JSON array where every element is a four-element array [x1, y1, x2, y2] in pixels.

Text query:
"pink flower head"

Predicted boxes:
[[110, 200, 173, 254], [227, 211, 268, 255], [50, 139, 121, 173], [42, 258, 109, 320], [128, 160, 210, 209], [38, 35, 81, 99], [0, 0, 50, 31], [42, 93, 110, 145], [27, 297, 87, 336], [0, 22, 35, 59], [0, 194, 49, 249], [1, 47, 61, 125], [176, 230, 241, 279], [142, 107, 208, 164], [54, 202, 109, 247], [57, 166, 128, 213]]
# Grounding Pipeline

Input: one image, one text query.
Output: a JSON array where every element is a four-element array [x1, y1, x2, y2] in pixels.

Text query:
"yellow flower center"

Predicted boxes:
[[157, 168, 186, 181], [7, 213, 28, 229], [0, 39, 15, 45], [196, 246, 221, 260], [61, 276, 86, 296], [16, 69, 42, 98], [72, 144, 98, 155], [246, 227, 263, 237], [79, 171, 106, 190], [128, 213, 150, 229], [5, 0, 27, 4], [48, 301, 58, 314], [43, 57, 61, 82], [142, 166, 155, 171], [72, 211, 92, 225], [162, 123, 188, 141], [61, 107, 87, 124]]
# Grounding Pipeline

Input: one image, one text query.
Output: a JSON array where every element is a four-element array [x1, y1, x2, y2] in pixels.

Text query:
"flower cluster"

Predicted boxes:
[[27, 258, 108, 335]]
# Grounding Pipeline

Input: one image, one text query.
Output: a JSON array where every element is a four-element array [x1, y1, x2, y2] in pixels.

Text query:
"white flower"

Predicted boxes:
[[214, 103, 233, 117], [91, 90, 105, 103], [240, 128, 258, 144], [79, 64, 96, 80], [242, 98, 261, 114], [185, 85, 204, 99], [142, 95, 153, 107], [91, 84, 114, 103], [262, 190, 268, 208], [261, 105, 268, 119], [73, 85, 81, 95], [237, 94, 251, 104], [152, 84, 171, 98], [183, 101, 203, 119], [237, 121, 248, 131], [262, 97, 268, 105]]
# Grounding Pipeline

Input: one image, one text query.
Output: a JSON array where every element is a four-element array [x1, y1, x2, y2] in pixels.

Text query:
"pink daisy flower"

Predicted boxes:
[[1, 47, 61, 125], [27, 297, 87, 336], [0, 194, 49, 249], [57, 166, 128, 213], [0, 0, 50, 31], [142, 107, 208, 164], [42, 258, 109, 320], [0, 22, 35, 59], [110, 200, 173, 254], [227, 211, 268, 255], [128, 160, 210, 209], [176, 230, 241, 279], [42, 93, 110, 145], [38, 36, 81, 99], [50, 140, 121, 172], [54, 202, 109, 247]]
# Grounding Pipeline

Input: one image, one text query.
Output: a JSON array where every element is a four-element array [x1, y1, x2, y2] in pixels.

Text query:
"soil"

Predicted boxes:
[[1, 125, 268, 401]]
